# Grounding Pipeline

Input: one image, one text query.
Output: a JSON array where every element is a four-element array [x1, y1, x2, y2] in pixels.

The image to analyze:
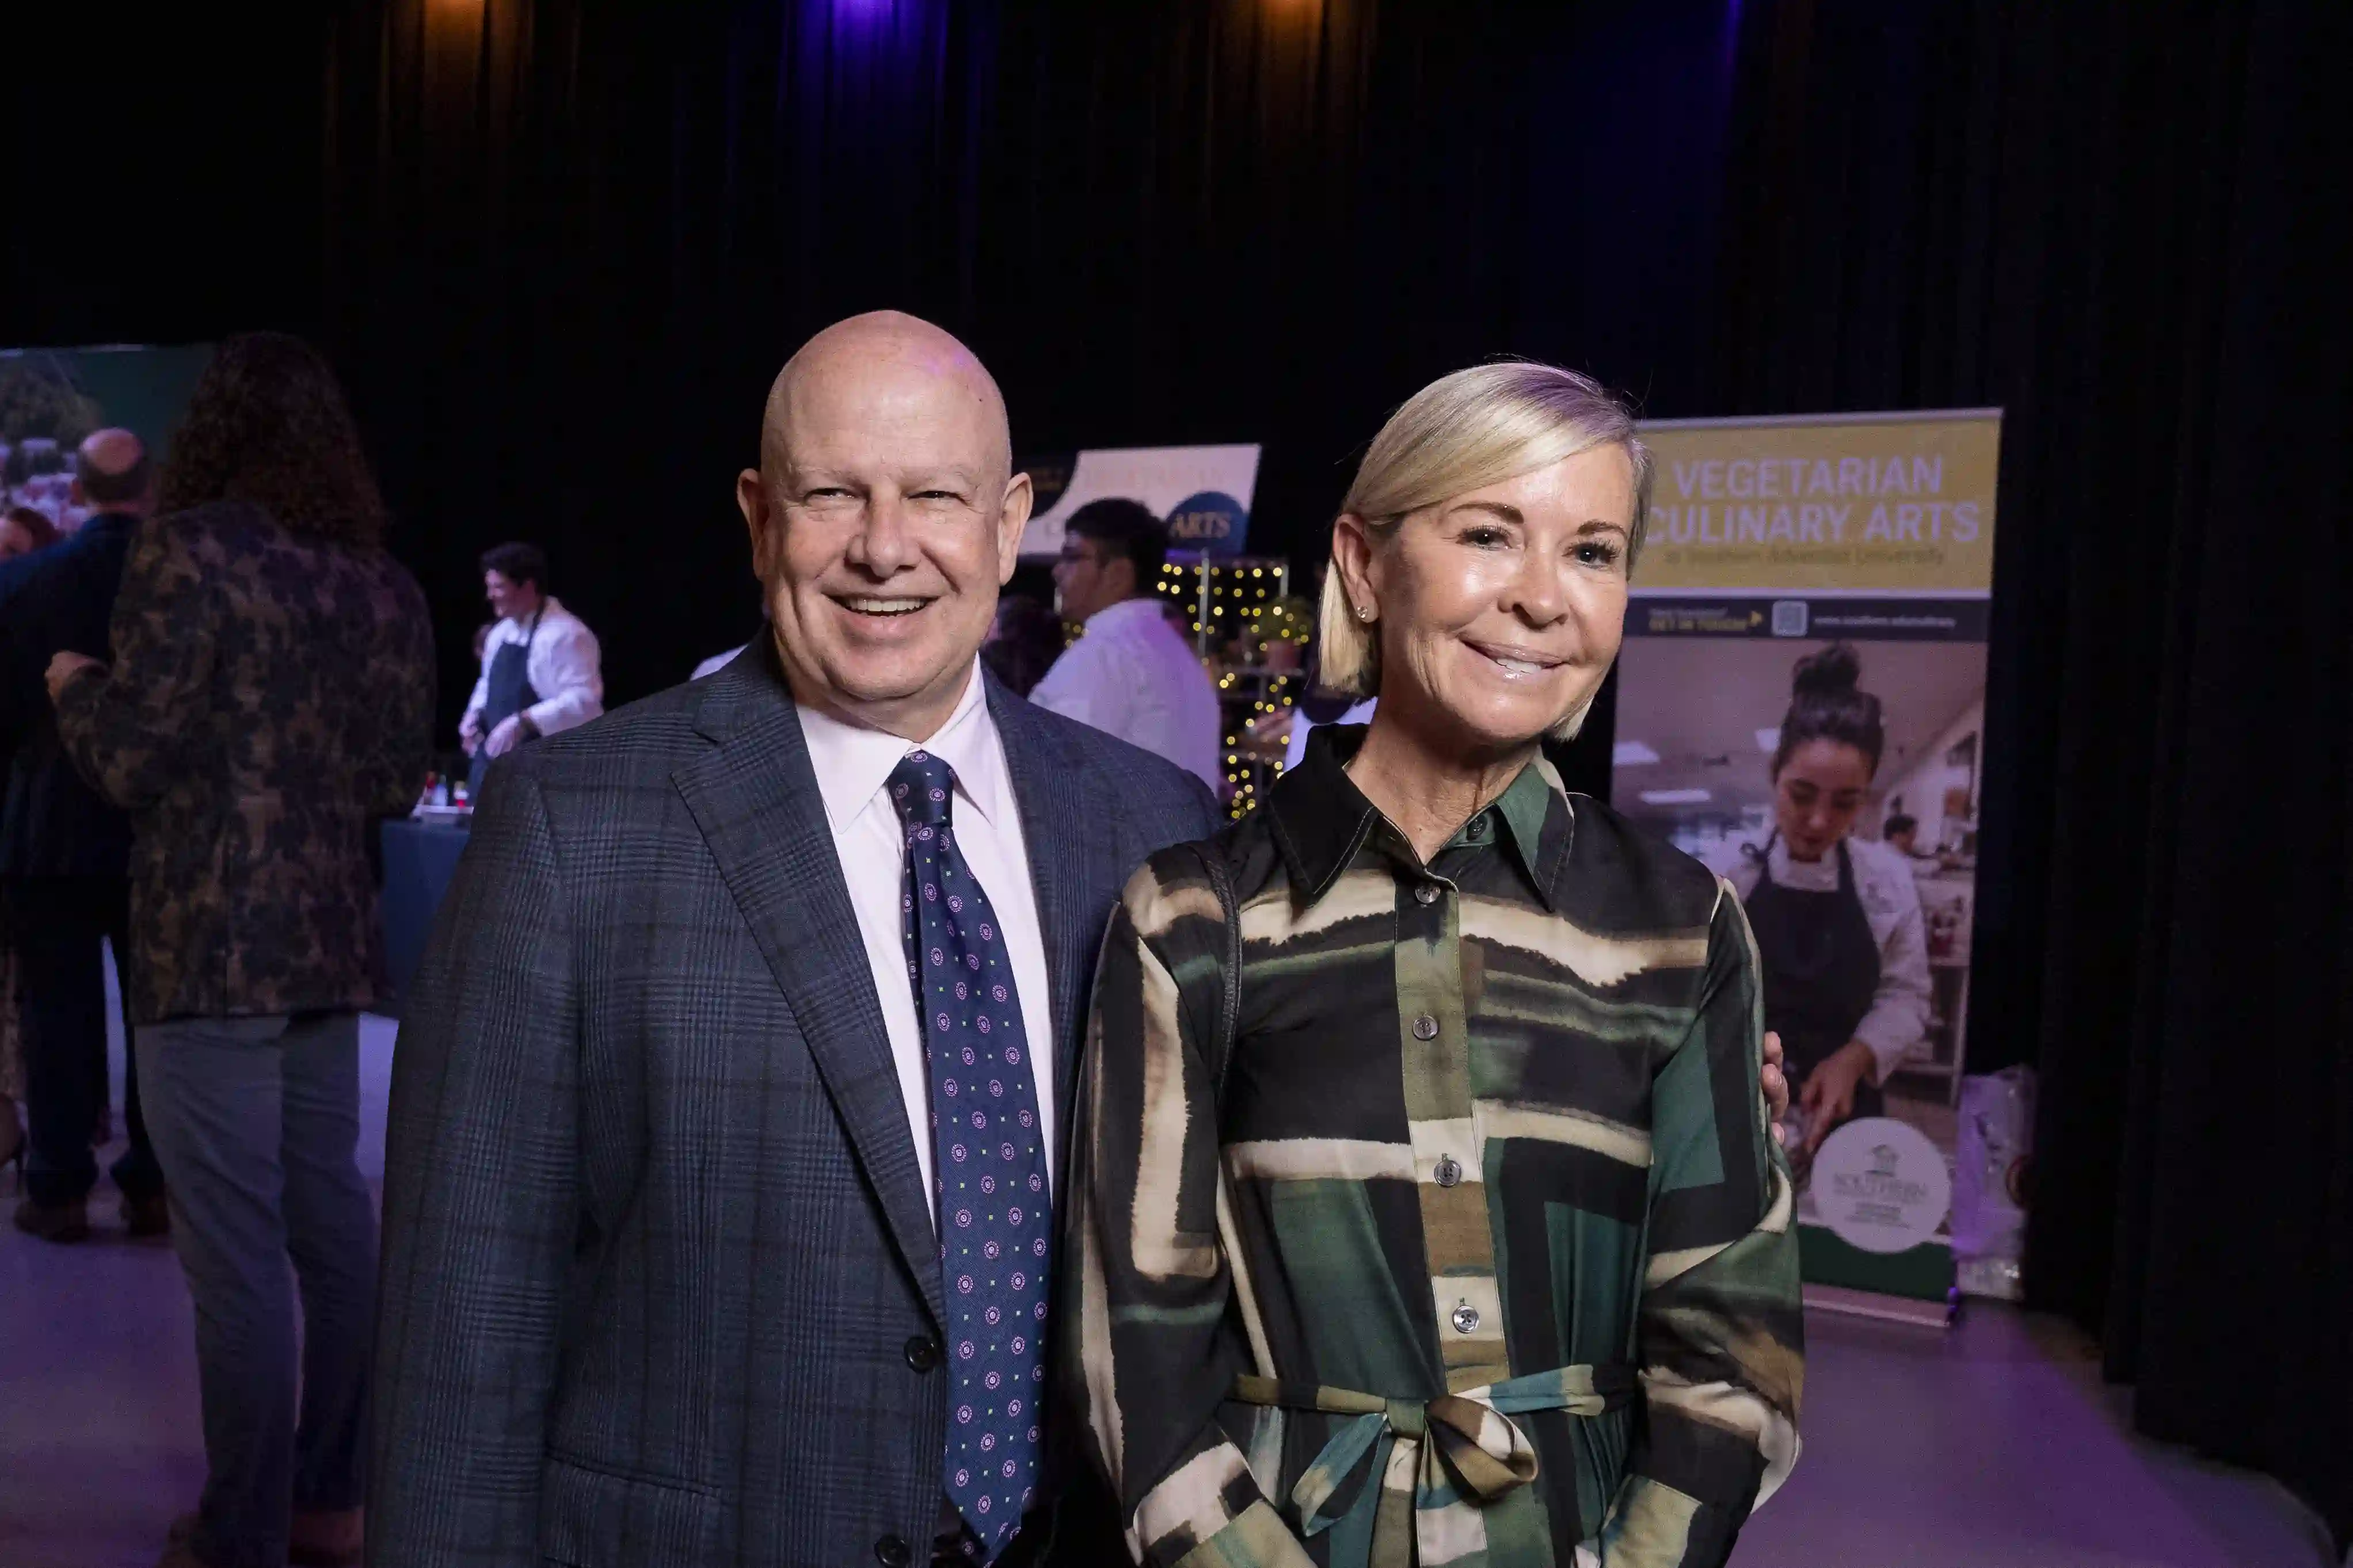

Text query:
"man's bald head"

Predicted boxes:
[[761, 311, 1011, 481], [74, 428, 154, 513], [736, 311, 1034, 739]]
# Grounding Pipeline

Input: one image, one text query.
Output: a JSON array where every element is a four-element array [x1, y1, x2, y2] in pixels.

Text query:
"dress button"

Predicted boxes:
[[1412, 1014, 1439, 1041], [904, 1334, 941, 1373], [1414, 882, 1442, 906], [1452, 1303, 1482, 1335], [1434, 1155, 1462, 1188], [875, 1534, 912, 1567]]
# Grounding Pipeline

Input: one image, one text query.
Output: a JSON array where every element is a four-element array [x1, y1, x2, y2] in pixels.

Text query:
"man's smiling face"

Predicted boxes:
[[739, 312, 1032, 739]]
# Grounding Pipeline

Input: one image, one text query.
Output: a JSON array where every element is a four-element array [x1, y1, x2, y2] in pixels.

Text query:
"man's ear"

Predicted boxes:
[[737, 468, 775, 581], [995, 471, 1035, 586]]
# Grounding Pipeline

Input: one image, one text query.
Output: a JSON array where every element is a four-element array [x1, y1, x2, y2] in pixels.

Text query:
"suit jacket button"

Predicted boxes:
[[875, 1534, 912, 1567], [904, 1334, 941, 1373]]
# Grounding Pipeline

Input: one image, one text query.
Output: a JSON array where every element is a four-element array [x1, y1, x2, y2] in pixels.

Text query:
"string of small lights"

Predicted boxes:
[[1156, 551, 1300, 820]]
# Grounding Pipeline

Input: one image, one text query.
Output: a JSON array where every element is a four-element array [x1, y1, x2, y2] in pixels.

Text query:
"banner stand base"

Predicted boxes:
[[1803, 1282, 1959, 1330]]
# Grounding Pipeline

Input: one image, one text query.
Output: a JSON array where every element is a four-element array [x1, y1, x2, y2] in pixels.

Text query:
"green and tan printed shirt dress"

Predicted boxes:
[[1060, 726, 1803, 1568]]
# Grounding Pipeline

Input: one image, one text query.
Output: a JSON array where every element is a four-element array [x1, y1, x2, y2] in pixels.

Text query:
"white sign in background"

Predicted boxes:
[[1016, 444, 1261, 559]]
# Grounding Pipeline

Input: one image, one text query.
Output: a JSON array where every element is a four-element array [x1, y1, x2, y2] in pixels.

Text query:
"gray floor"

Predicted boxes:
[[0, 1013, 2336, 1568], [1736, 1308, 2336, 1568]]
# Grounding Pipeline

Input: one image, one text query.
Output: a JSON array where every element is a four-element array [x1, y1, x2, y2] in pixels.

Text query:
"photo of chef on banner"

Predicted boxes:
[[1617, 639, 1985, 1180]]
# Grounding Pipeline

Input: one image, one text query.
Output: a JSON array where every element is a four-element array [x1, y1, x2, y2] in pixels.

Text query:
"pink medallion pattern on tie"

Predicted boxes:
[[889, 749, 1048, 1562]]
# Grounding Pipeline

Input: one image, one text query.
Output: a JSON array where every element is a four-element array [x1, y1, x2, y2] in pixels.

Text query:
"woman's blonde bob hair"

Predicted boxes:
[[1316, 360, 1651, 701]]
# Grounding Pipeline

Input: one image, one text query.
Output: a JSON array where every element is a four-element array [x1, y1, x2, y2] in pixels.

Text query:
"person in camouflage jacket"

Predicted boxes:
[[51, 499, 433, 1023], [46, 333, 435, 1568]]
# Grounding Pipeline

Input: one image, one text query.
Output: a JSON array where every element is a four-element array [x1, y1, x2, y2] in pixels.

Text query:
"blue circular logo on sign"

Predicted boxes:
[[1165, 490, 1248, 554]]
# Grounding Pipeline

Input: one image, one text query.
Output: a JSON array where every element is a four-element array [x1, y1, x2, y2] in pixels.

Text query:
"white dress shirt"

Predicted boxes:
[[1029, 596, 1222, 789], [462, 596, 605, 737], [797, 661, 1057, 1218], [1713, 832, 1933, 1084]]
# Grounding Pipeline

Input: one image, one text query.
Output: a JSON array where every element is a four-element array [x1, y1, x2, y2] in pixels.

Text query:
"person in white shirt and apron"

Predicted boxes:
[[460, 542, 604, 797], [1720, 643, 1931, 1160]]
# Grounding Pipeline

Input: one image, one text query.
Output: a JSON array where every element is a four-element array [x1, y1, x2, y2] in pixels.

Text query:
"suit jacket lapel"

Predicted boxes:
[[673, 649, 946, 1331], [989, 679, 1117, 1195]]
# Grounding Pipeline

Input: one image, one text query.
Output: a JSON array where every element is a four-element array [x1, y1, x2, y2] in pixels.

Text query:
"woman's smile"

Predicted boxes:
[[1459, 637, 1568, 680]]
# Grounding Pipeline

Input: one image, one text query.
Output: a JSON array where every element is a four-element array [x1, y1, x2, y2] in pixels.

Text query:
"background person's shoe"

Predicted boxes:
[[289, 1506, 364, 1567], [1, 1096, 23, 1189], [123, 1191, 171, 1237], [169, 1505, 360, 1565], [12, 1196, 89, 1243]]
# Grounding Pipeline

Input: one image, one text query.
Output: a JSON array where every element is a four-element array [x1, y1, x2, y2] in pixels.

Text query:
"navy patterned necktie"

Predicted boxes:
[[888, 749, 1050, 1562]]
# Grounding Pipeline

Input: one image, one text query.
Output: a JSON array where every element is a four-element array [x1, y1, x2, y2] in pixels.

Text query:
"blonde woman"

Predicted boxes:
[[1064, 363, 1802, 1567]]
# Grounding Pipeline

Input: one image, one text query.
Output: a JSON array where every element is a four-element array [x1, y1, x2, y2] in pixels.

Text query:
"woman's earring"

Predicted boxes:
[[1358, 604, 1374, 621]]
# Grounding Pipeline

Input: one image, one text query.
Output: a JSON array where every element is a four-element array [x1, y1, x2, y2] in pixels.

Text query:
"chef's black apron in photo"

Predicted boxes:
[[1743, 834, 1884, 1129], [467, 611, 542, 799]]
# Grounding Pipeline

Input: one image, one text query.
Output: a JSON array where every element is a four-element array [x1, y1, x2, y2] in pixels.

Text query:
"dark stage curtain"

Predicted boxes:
[[0, 15, 323, 352], [309, 0, 1752, 753], [1704, 1, 2351, 1547], [2, 0, 2345, 1544]]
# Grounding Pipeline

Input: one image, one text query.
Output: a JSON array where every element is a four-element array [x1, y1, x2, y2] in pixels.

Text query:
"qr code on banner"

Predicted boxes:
[[1771, 600, 1810, 637]]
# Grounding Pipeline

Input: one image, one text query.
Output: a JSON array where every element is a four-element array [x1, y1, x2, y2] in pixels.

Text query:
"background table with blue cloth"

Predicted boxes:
[[379, 817, 470, 1017]]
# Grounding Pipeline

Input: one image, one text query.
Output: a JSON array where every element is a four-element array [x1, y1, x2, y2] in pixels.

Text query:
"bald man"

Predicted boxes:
[[0, 429, 167, 1242], [371, 314, 1219, 1567]]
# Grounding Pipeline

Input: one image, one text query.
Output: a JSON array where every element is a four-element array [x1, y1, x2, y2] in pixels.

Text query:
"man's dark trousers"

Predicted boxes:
[[6, 875, 162, 1207]]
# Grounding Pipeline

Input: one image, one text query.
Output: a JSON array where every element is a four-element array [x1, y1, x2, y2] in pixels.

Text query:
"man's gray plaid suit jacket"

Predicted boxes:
[[370, 640, 1218, 1566]]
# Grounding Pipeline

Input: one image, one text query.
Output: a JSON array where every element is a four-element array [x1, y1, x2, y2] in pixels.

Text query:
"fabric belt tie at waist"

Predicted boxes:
[[1229, 1361, 1634, 1566]]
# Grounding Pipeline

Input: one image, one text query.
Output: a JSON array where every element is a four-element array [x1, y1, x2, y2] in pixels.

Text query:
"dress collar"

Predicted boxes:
[[1264, 723, 1571, 911]]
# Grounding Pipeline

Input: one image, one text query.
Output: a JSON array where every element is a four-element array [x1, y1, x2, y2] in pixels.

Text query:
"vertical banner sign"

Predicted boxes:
[[1613, 410, 2002, 1311]]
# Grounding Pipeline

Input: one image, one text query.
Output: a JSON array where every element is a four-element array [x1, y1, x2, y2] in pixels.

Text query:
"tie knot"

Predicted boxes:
[[887, 749, 956, 829]]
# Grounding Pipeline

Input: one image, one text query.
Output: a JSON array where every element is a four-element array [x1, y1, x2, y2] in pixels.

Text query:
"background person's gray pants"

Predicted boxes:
[[136, 1012, 375, 1568]]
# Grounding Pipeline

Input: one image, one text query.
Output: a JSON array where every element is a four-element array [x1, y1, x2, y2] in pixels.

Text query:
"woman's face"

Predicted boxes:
[[1773, 738, 1874, 861], [1336, 444, 1634, 755], [0, 518, 37, 560]]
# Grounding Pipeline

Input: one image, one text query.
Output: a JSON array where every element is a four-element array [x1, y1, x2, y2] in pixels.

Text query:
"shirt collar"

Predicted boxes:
[[502, 596, 562, 637], [1265, 722, 1570, 910], [795, 658, 1007, 837], [1490, 760, 1564, 894]]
